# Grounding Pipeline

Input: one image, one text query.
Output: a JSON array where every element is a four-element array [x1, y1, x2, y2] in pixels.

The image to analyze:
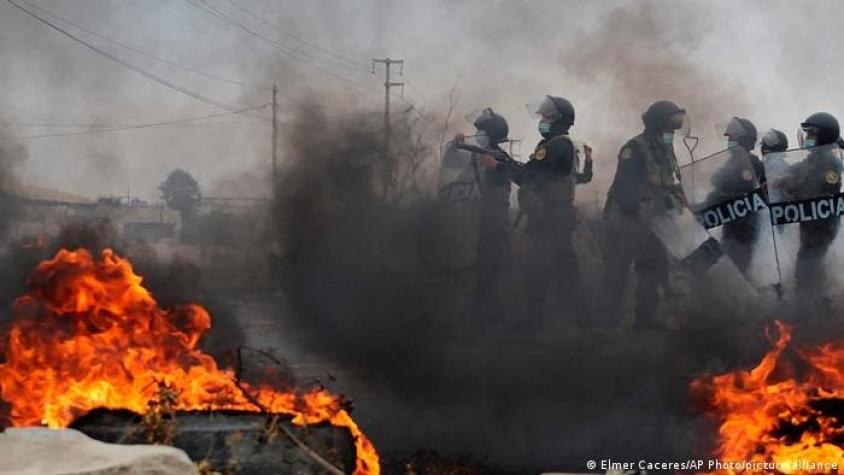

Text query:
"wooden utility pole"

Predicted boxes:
[[271, 84, 278, 198], [372, 58, 403, 199]]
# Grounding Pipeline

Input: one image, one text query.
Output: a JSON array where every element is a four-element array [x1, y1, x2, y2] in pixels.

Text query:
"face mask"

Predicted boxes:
[[804, 138, 816, 148], [475, 132, 490, 148], [727, 140, 738, 149], [538, 122, 552, 135], [661, 132, 674, 145]]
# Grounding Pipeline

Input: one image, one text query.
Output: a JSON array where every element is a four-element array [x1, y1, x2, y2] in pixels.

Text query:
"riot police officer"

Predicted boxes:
[[761, 129, 789, 156], [438, 109, 515, 317], [781, 113, 843, 304], [470, 109, 514, 316], [514, 95, 593, 328], [761, 129, 789, 204], [709, 118, 765, 274], [601, 100, 686, 330]]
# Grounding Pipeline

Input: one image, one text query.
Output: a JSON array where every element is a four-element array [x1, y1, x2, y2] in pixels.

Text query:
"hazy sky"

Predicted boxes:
[[1, 0, 842, 200]]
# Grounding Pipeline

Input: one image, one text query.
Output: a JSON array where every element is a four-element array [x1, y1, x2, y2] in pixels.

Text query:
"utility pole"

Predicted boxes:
[[271, 84, 278, 199], [372, 58, 403, 199]]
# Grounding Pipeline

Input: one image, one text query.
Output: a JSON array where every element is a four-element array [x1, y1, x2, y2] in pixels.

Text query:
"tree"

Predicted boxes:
[[158, 169, 201, 222]]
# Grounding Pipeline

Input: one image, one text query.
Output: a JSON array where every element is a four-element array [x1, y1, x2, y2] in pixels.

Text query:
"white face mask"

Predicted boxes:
[[661, 132, 674, 144], [804, 138, 816, 148], [475, 131, 490, 148], [727, 140, 738, 149]]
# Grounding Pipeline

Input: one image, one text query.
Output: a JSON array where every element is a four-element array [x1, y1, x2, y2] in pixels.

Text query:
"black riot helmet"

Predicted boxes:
[[760, 129, 788, 154], [536, 95, 575, 128], [472, 108, 509, 144], [724, 117, 757, 151], [642, 100, 686, 133], [801, 112, 840, 146]]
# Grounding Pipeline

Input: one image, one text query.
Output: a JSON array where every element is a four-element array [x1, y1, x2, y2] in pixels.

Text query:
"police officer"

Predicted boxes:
[[601, 100, 686, 330], [469, 109, 515, 316], [760, 129, 789, 204], [708, 118, 765, 274], [514, 95, 593, 327], [761, 129, 789, 156], [780, 113, 843, 305], [438, 109, 514, 314]]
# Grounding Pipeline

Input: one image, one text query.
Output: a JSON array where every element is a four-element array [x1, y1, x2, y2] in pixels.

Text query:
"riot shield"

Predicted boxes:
[[763, 144, 844, 301], [645, 194, 760, 313], [438, 138, 483, 203], [434, 139, 483, 272], [639, 146, 763, 311], [679, 147, 777, 288], [764, 145, 844, 224]]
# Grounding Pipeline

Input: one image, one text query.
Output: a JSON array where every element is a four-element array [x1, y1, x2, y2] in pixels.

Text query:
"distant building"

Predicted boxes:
[[6, 185, 180, 243], [94, 195, 181, 243]]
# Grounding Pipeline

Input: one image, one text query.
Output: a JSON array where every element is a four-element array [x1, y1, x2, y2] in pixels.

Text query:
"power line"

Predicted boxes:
[[403, 77, 432, 112], [184, 0, 379, 94], [2, 104, 270, 140], [6, 0, 239, 112], [19, 0, 267, 91], [219, 0, 432, 119], [223, 0, 369, 71]]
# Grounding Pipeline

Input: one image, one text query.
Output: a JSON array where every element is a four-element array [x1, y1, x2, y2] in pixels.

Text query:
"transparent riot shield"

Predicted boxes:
[[679, 147, 776, 289], [645, 193, 760, 313], [434, 139, 483, 272], [765, 144, 844, 223], [438, 140, 482, 203], [764, 144, 844, 302]]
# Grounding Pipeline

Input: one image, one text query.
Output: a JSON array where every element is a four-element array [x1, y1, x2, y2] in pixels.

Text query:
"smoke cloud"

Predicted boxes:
[[4, 0, 844, 469]]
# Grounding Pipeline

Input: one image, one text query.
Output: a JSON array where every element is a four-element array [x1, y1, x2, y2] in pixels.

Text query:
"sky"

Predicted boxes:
[[1, 0, 843, 200]]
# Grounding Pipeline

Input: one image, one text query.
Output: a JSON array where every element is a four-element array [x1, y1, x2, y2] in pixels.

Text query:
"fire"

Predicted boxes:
[[692, 321, 844, 474], [0, 248, 379, 474]]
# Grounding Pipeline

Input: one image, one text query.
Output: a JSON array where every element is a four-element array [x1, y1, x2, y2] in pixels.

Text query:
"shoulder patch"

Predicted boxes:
[[826, 170, 839, 184], [535, 146, 547, 161], [742, 168, 754, 181], [619, 147, 632, 160]]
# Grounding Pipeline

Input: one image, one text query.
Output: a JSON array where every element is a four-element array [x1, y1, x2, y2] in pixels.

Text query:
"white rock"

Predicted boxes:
[[0, 427, 198, 475]]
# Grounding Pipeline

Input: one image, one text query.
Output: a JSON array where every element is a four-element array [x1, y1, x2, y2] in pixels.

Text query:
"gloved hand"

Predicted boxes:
[[583, 144, 593, 169], [479, 154, 499, 169]]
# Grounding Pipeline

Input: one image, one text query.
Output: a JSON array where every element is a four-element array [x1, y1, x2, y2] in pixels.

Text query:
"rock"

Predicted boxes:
[[0, 427, 198, 475]]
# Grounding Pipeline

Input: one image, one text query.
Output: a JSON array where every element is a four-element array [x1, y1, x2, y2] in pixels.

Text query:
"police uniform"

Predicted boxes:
[[781, 148, 843, 294], [602, 131, 678, 328], [436, 141, 484, 275], [474, 144, 513, 311], [515, 134, 592, 325], [707, 149, 766, 273]]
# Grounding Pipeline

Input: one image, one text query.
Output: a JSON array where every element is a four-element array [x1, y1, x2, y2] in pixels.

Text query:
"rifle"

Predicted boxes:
[[453, 142, 528, 228], [454, 143, 518, 166]]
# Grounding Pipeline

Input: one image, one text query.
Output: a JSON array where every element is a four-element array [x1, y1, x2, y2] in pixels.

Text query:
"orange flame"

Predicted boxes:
[[692, 321, 844, 474], [0, 248, 379, 474]]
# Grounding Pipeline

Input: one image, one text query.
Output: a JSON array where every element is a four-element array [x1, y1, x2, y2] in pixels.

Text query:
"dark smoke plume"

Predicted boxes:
[[267, 96, 768, 469], [264, 3, 790, 468]]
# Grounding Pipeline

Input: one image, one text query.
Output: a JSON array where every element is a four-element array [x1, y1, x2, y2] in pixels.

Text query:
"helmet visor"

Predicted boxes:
[[798, 126, 820, 148], [526, 96, 560, 121], [761, 129, 782, 149], [669, 111, 687, 131], [723, 117, 748, 139]]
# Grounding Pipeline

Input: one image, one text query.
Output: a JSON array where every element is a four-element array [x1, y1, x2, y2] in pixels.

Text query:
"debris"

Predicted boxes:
[[0, 427, 198, 475]]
